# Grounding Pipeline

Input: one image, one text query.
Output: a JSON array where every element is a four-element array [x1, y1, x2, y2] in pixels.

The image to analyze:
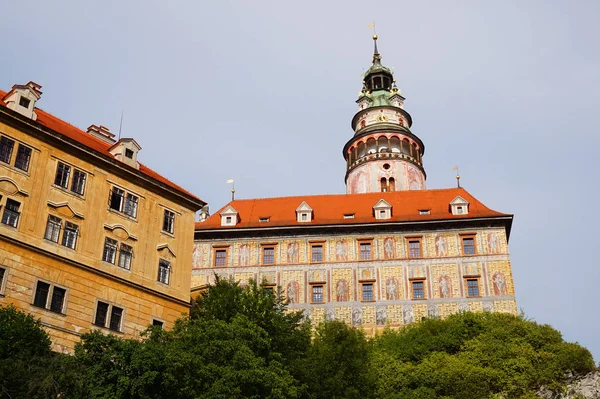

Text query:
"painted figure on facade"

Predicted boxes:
[[488, 232, 499, 254], [435, 234, 447, 257], [192, 244, 202, 269], [439, 274, 452, 298], [335, 240, 348, 261], [352, 307, 362, 326], [287, 242, 299, 263], [428, 304, 439, 318], [361, 269, 372, 280], [493, 271, 507, 295], [287, 281, 300, 304], [376, 306, 387, 325], [238, 244, 250, 266], [403, 304, 414, 324], [350, 168, 368, 194], [384, 237, 395, 259], [385, 277, 398, 300], [458, 301, 470, 312], [336, 279, 349, 302], [325, 307, 335, 321], [407, 164, 423, 190], [483, 301, 494, 312]]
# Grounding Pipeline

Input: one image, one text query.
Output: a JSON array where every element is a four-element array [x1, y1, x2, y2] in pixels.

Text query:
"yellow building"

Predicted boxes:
[[191, 36, 517, 333], [0, 81, 205, 352]]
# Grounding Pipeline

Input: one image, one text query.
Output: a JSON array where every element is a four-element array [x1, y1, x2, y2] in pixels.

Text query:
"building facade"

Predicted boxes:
[[0, 82, 205, 352], [191, 36, 517, 332]]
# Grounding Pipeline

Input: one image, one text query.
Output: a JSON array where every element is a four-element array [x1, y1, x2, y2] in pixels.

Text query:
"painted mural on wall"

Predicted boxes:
[[336, 279, 350, 302], [286, 281, 300, 304], [406, 164, 425, 190], [335, 239, 348, 261], [376, 306, 387, 325], [435, 234, 447, 257], [352, 307, 362, 326], [439, 274, 453, 298], [487, 232, 499, 254], [192, 244, 203, 269], [385, 277, 399, 300], [492, 271, 507, 295], [287, 242, 299, 263], [348, 165, 369, 194], [384, 237, 395, 259], [239, 244, 250, 266]]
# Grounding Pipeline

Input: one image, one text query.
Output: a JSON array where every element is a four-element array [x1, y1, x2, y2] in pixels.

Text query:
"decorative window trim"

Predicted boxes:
[[310, 283, 325, 304], [357, 238, 373, 261], [157, 258, 171, 285], [460, 233, 477, 256], [410, 278, 427, 300], [31, 278, 68, 315], [360, 282, 376, 302], [406, 236, 423, 259], [47, 201, 85, 220], [213, 247, 229, 267], [310, 243, 324, 263], [464, 276, 482, 298], [261, 244, 276, 265], [103, 224, 138, 241], [93, 299, 125, 333]]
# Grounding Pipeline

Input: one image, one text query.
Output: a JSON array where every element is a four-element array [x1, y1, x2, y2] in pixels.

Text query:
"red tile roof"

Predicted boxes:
[[195, 187, 511, 230], [0, 90, 203, 204]]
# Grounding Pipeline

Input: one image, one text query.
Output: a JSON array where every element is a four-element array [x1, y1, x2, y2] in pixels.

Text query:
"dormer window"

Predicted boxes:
[[419, 210, 431, 215], [2, 81, 42, 120], [373, 199, 392, 220], [220, 205, 238, 227], [450, 196, 470, 216], [19, 97, 31, 109], [108, 138, 141, 170], [344, 214, 355, 219], [296, 201, 313, 223], [259, 217, 270, 223]]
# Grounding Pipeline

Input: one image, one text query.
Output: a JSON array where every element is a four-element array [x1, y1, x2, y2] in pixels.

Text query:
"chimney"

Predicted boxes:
[[87, 124, 116, 144]]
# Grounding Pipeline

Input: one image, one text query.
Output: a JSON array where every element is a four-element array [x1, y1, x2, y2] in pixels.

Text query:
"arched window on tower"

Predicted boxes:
[[389, 177, 396, 192], [367, 138, 377, 155], [358, 142, 366, 159], [378, 136, 388, 153], [380, 177, 388, 192], [401, 138, 410, 155], [412, 143, 418, 160], [390, 136, 401, 153]]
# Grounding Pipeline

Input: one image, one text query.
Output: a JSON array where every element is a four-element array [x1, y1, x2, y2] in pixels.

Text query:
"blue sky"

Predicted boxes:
[[1, 1, 599, 360]]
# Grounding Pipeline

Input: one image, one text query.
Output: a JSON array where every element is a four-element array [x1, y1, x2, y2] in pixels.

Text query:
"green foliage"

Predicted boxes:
[[0, 292, 595, 399]]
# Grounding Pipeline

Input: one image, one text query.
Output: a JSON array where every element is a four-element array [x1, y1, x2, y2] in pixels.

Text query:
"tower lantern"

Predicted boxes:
[[344, 35, 426, 194]]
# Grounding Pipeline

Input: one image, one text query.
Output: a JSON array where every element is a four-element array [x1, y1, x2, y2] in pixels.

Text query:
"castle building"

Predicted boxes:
[[0, 82, 205, 351], [191, 37, 517, 332]]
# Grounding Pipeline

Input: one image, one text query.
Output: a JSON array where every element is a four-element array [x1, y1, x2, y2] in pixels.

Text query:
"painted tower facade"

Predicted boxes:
[[345, 36, 426, 194]]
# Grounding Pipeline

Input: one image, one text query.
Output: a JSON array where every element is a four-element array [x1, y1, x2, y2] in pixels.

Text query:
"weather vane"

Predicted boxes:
[[452, 166, 461, 188]]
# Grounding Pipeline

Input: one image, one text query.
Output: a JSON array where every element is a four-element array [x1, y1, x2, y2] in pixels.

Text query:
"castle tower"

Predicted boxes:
[[344, 35, 426, 194]]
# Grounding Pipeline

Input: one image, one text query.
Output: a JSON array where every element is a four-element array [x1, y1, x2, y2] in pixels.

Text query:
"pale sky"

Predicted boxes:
[[1, 1, 599, 361]]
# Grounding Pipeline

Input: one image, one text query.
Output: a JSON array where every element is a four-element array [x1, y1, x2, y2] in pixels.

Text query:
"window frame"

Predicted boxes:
[[14, 144, 32, 172], [214, 248, 228, 267], [311, 244, 324, 263], [460, 234, 477, 256], [157, 259, 171, 285], [93, 300, 125, 333], [70, 169, 87, 196], [410, 279, 426, 300], [32, 279, 68, 315], [262, 245, 275, 265], [0, 136, 15, 164], [358, 240, 373, 261], [465, 277, 481, 298], [108, 187, 138, 219], [310, 284, 325, 304], [361, 282, 375, 302], [44, 215, 62, 243], [162, 209, 175, 234], [1, 198, 21, 228], [118, 243, 133, 270], [0, 266, 7, 296], [61, 221, 79, 249], [102, 237, 119, 264], [406, 237, 423, 259]]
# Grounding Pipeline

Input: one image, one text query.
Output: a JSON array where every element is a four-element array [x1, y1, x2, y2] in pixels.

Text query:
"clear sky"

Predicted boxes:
[[1, 1, 599, 361]]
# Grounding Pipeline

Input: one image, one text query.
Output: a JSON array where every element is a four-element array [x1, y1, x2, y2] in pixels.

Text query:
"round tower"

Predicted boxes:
[[344, 35, 426, 194]]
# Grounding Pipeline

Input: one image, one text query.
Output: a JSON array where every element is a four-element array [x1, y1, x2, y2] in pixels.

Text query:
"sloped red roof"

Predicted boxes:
[[196, 187, 510, 230], [0, 90, 203, 204]]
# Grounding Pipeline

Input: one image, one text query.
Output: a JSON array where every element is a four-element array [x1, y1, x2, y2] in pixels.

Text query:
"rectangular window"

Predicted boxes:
[[49, 287, 66, 313], [311, 285, 324, 303], [125, 148, 134, 159], [94, 301, 109, 327], [109, 187, 124, 212], [61, 222, 78, 249], [118, 244, 133, 270], [419, 209, 431, 215], [343, 214, 355, 219], [19, 97, 31, 108], [0, 137, 14, 164], [71, 170, 86, 195], [263, 247, 275, 265], [311, 245, 323, 263], [412, 280, 425, 299], [14, 144, 32, 171], [33, 281, 50, 308], [44, 215, 62, 243], [102, 238, 118, 264], [214, 249, 227, 267], [162, 210, 175, 234], [466, 278, 480, 297], [109, 306, 123, 332], [0, 267, 5, 294], [1, 199, 21, 227], [158, 259, 170, 285], [408, 239, 421, 258], [54, 162, 71, 188], [259, 217, 270, 223], [462, 236, 476, 255], [362, 283, 374, 301], [359, 242, 372, 260], [123, 193, 138, 218], [152, 319, 164, 328]]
